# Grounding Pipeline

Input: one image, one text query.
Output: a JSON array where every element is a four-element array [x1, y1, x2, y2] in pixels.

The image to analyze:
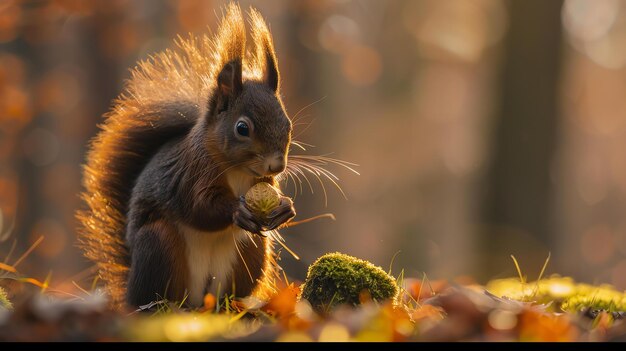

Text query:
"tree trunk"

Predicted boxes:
[[479, 0, 564, 279]]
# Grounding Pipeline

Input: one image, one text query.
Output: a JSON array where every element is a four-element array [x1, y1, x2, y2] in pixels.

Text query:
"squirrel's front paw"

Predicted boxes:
[[233, 196, 264, 234], [264, 196, 296, 231], [233, 196, 295, 234]]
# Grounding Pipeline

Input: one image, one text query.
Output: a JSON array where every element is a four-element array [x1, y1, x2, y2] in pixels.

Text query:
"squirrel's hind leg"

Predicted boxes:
[[126, 220, 188, 307]]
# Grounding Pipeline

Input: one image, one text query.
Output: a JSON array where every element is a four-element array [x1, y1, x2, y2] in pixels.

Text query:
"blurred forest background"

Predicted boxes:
[[1, 0, 626, 294]]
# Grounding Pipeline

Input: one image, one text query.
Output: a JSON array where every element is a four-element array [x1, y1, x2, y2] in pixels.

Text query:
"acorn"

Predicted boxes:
[[244, 182, 282, 219]]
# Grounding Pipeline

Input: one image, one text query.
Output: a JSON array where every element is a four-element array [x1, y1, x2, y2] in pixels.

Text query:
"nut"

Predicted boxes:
[[244, 182, 282, 218]]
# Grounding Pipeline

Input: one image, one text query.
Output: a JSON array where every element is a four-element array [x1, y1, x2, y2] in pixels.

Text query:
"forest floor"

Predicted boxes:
[[1, 260, 626, 342]]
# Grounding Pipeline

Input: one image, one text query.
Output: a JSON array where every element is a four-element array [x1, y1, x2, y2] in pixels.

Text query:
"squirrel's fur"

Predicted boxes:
[[77, 4, 285, 308]]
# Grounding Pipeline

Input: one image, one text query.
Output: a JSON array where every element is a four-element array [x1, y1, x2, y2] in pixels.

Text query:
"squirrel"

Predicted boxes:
[[76, 3, 296, 309]]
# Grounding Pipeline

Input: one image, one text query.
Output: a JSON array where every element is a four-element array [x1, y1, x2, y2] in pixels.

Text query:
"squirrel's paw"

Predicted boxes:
[[233, 196, 264, 234], [234, 196, 295, 234], [265, 196, 296, 231]]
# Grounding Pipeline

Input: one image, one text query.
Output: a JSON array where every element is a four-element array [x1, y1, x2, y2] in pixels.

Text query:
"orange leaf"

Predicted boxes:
[[263, 283, 300, 318], [519, 309, 578, 342], [203, 293, 216, 311]]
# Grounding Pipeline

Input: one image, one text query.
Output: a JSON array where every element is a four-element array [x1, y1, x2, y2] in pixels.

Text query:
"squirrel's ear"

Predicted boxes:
[[263, 46, 279, 93], [216, 60, 243, 112]]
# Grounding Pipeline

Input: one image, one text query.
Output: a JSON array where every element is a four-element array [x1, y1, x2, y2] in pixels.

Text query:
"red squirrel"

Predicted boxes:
[[77, 4, 296, 308]]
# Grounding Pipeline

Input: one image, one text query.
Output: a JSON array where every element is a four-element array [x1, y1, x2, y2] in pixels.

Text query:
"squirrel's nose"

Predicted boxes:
[[266, 154, 285, 175]]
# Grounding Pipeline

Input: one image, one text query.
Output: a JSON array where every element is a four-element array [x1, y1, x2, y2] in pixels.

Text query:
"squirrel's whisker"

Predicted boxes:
[[292, 117, 317, 141], [290, 160, 329, 206], [288, 155, 354, 203], [287, 163, 313, 195], [290, 154, 360, 175], [289, 141, 307, 151], [287, 171, 299, 198], [290, 96, 327, 124], [302, 162, 348, 201], [283, 169, 301, 197], [291, 167, 308, 196], [290, 140, 316, 151]]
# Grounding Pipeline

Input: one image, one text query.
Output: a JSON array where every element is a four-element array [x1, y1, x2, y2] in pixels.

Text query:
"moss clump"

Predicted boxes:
[[0, 287, 11, 310], [299, 252, 399, 313], [486, 275, 626, 313]]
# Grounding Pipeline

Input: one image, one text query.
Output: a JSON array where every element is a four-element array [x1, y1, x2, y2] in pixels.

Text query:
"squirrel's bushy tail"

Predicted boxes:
[[77, 3, 279, 307], [77, 107, 196, 307]]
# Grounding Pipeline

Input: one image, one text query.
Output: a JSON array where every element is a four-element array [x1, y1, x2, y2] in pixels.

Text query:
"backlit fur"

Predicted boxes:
[[77, 3, 286, 308]]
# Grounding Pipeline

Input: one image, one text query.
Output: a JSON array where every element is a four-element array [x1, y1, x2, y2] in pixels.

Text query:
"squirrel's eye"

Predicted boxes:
[[236, 121, 250, 137]]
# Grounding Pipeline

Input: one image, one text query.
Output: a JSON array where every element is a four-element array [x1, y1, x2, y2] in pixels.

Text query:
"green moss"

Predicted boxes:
[[299, 252, 399, 313], [486, 275, 626, 313], [0, 287, 11, 310], [560, 285, 626, 313]]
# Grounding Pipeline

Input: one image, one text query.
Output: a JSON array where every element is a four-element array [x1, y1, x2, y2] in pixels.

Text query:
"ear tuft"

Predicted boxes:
[[216, 59, 242, 112], [249, 8, 280, 93], [209, 3, 245, 113]]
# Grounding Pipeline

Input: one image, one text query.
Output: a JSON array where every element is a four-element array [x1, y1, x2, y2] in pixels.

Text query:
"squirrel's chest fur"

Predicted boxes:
[[179, 224, 247, 307], [180, 171, 253, 307]]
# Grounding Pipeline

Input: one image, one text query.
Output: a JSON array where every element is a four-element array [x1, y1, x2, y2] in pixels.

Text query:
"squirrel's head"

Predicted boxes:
[[206, 55, 291, 178], [202, 4, 291, 178]]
